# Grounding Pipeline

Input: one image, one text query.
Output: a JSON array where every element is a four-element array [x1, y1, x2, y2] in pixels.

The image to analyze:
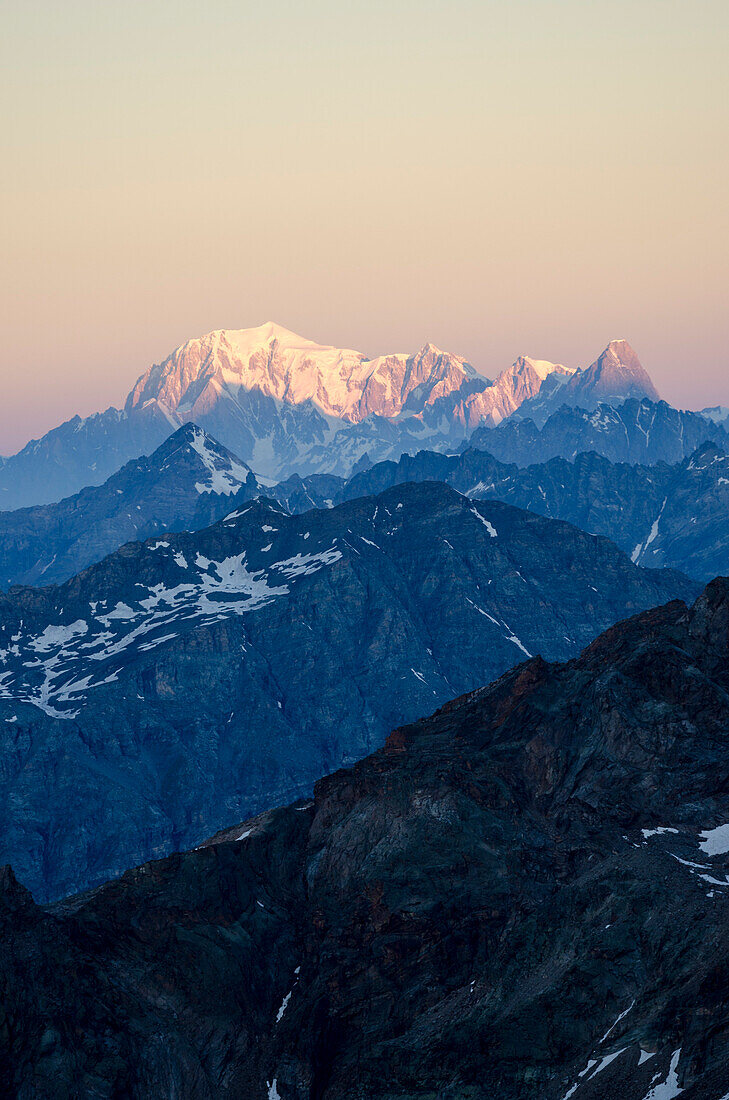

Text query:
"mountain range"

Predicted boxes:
[[466, 396, 729, 467], [2, 318, 729, 1096], [0, 481, 694, 901], [3, 578, 729, 1097], [275, 439, 729, 584], [0, 326, 663, 509], [2, 414, 728, 597]]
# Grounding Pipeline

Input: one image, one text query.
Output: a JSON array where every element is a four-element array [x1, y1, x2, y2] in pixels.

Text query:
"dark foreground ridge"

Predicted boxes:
[[3, 579, 729, 1098]]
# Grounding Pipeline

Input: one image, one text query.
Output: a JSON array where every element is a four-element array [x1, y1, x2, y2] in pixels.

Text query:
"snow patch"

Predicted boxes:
[[640, 1048, 682, 1099], [188, 426, 249, 495], [599, 999, 635, 1044], [0, 542, 341, 718], [560, 1048, 628, 1100], [30, 620, 88, 653], [699, 824, 729, 856], [471, 508, 497, 537]]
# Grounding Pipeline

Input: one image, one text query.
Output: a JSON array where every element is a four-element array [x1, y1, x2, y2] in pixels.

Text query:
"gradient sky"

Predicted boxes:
[[2, 0, 728, 453]]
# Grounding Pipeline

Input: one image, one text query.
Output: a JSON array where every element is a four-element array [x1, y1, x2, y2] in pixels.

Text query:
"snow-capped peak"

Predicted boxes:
[[151, 423, 253, 496], [217, 321, 362, 358], [518, 356, 572, 382], [125, 324, 484, 426]]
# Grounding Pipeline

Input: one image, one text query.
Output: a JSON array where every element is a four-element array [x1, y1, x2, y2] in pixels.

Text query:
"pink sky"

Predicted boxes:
[[2, 0, 728, 453]]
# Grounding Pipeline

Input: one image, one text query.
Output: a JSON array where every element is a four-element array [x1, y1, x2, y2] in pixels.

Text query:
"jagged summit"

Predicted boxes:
[[581, 338, 660, 402], [511, 338, 661, 425], [102, 421, 253, 497]]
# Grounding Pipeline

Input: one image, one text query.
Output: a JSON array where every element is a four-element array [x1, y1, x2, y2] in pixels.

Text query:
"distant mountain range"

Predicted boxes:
[[276, 438, 729, 583], [466, 396, 729, 467], [700, 405, 729, 428], [4, 578, 729, 1098], [126, 321, 566, 429], [2, 416, 729, 593], [0, 326, 665, 509], [0, 482, 694, 901]]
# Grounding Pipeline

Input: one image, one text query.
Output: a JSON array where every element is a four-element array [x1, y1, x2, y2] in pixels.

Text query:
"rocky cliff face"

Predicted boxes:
[[276, 441, 729, 583], [0, 482, 694, 902], [0, 425, 261, 589], [3, 580, 729, 1098]]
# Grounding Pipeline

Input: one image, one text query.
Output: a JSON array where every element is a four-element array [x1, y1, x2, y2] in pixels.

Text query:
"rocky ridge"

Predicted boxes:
[[2, 580, 729, 1096], [274, 440, 729, 583], [467, 397, 729, 467], [0, 482, 694, 901]]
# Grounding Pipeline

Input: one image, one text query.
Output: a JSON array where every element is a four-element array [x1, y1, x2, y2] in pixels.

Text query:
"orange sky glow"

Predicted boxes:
[[1, 0, 728, 453]]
